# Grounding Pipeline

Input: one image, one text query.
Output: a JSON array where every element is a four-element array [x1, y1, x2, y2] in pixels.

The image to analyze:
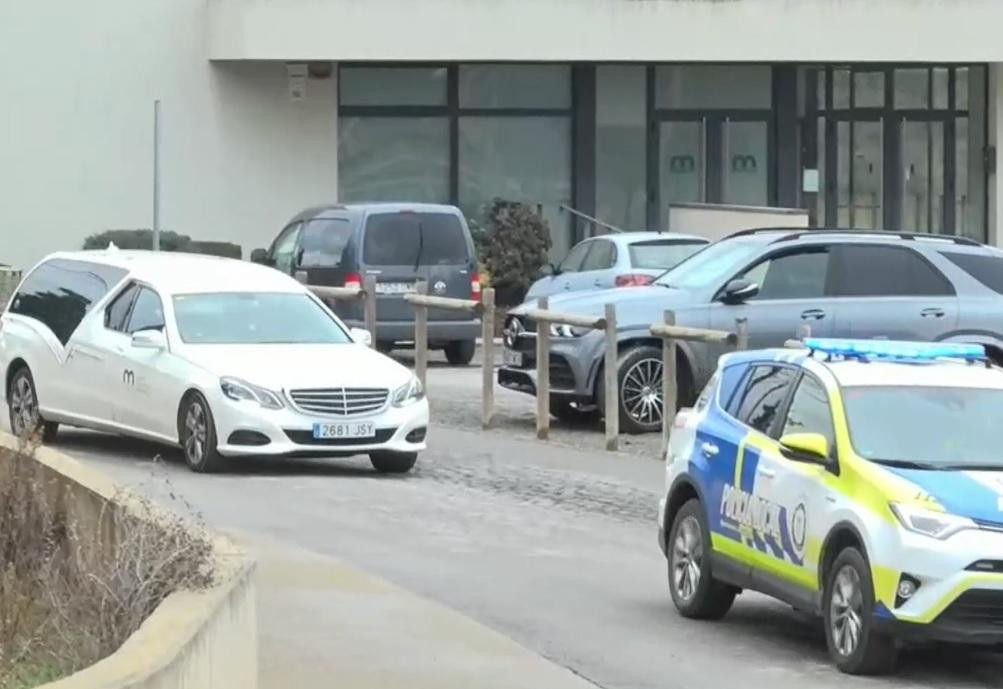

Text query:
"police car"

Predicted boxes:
[[658, 338, 1003, 675]]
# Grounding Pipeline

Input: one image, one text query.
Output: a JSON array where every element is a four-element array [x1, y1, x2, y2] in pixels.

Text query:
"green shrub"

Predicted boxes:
[[82, 230, 241, 259], [477, 200, 551, 305]]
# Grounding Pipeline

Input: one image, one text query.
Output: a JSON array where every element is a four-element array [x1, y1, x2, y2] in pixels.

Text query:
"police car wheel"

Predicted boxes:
[[823, 547, 898, 675], [668, 499, 736, 619]]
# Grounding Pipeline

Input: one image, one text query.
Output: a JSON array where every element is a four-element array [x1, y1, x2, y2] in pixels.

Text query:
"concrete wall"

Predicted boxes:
[[0, 434, 257, 689], [0, 0, 339, 271], [209, 0, 1003, 63]]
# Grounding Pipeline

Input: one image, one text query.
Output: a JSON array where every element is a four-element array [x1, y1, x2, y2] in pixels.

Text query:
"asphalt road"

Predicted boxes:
[[39, 359, 1003, 689]]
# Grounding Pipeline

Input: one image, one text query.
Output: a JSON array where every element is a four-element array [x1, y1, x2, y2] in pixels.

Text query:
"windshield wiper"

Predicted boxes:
[[935, 463, 1003, 472], [413, 221, 425, 271], [870, 458, 944, 471]]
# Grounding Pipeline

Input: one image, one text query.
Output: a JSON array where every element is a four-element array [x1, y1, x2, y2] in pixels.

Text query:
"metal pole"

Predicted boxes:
[[735, 317, 749, 351], [152, 99, 161, 251], [415, 281, 428, 387], [798, 323, 812, 340], [363, 275, 377, 349], [604, 303, 618, 451], [661, 310, 677, 459], [481, 289, 496, 429], [536, 296, 550, 441]]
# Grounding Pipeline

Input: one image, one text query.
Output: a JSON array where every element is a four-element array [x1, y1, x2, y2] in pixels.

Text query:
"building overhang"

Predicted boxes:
[[209, 0, 1003, 63]]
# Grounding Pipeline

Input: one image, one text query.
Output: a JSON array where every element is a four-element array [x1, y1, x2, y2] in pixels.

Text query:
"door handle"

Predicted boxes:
[[594, 280, 602, 287], [700, 442, 719, 458], [920, 307, 945, 318], [800, 309, 826, 321], [757, 466, 776, 479], [826, 495, 837, 504]]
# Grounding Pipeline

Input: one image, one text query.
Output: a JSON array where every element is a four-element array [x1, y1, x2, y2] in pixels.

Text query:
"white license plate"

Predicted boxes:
[[312, 421, 376, 440], [504, 350, 523, 367], [376, 282, 417, 295]]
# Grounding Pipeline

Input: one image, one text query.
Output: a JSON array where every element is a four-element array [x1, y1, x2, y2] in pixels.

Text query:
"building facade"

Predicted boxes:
[[3, 0, 1003, 269]]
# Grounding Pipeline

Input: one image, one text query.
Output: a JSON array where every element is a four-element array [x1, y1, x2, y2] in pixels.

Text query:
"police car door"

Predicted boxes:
[[766, 370, 840, 604], [722, 364, 799, 577]]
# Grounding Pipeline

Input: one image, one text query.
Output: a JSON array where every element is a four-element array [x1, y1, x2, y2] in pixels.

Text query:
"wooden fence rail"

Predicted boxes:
[[306, 275, 377, 348]]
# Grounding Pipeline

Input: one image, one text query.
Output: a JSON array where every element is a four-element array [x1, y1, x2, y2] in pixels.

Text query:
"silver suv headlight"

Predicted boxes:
[[549, 324, 590, 338], [220, 377, 284, 410], [392, 375, 425, 407]]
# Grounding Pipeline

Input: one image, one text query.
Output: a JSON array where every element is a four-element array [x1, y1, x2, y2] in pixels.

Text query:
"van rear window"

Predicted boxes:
[[299, 218, 354, 268], [363, 212, 468, 266]]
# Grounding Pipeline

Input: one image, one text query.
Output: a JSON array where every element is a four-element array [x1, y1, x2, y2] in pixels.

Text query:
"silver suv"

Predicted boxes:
[[499, 229, 1003, 434]]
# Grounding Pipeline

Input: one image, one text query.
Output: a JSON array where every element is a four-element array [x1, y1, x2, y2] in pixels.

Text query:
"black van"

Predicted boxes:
[[253, 203, 481, 365]]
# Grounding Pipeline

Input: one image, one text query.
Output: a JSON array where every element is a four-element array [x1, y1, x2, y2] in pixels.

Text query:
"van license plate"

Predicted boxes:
[[312, 421, 377, 440], [504, 350, 523, 367], [376, 282, 417, 295]]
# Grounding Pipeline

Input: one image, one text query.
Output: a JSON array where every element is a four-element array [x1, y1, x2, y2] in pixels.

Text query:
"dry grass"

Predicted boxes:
[[0, 439, 215, 688]]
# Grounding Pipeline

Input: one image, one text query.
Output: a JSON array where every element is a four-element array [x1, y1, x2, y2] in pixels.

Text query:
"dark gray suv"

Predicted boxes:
[[499, 229, 1003, 433], [254, 203, 481, 364]]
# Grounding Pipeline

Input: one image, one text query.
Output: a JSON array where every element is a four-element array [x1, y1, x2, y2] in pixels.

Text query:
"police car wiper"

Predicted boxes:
[[936, 463, 1003, 472], [870, 458, 944, 471]]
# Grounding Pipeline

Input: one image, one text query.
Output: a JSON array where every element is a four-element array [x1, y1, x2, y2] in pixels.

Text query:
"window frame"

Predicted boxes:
[[559, 240, 594, 274], [713, 245, 834, 302], [269, 222, 304, 274], [731, 363, 800, 438], [828, 242, 956, 298], [777, 370, 840, 464], [104, 282, 140, 334], [125, 285, 167, 335], [580, 238, 618, 272]]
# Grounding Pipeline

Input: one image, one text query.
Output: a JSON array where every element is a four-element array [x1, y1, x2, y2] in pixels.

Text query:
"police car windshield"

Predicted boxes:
[[655, 238, 763, 290], [842, 385, 1003, 469]]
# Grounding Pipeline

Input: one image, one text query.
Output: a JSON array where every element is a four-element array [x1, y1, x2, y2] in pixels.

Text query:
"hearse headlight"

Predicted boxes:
[[220, 377, 284, 410], [393, 376, 425, 407]]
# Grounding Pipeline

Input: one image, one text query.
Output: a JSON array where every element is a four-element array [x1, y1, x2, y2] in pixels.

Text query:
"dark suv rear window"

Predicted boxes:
[[299, 218, 355, 268], [941, 251, 1003, 295], [363, 212, 469, 266], [10, 259, 126, 344]]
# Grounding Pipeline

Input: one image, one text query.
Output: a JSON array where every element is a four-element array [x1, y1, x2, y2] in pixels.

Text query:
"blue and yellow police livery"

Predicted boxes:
[[658, 339, 1003, 675]]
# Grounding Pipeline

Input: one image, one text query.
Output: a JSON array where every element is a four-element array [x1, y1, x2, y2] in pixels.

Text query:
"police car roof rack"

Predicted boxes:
[[803, 338, 988, 365]]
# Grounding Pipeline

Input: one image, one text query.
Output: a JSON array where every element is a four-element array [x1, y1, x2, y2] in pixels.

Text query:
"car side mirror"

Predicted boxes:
[[349, 327, 372, 347], [131, 329, 166, 351], [721, 279, 759, 305], [250, 248, 270, 265], [779, 432, 829, 464]]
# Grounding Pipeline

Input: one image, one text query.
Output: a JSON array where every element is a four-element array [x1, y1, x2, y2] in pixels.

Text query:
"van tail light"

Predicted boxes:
[[344, 273, 363, 290], [615, 274, 655, 288], [471, 272, 482, 302]]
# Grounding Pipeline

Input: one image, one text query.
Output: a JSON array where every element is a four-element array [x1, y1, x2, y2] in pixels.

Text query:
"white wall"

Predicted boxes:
[[0, 0, 339, 271], [210, 0, 1003, 63]]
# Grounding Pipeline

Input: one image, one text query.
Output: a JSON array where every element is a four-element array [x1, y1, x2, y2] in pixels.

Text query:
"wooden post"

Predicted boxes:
[[735, 317, 749, 351], [661, 310, 677, 458], [536, 296, 550, 440], [797, 323, 812, 340], [415, 280, 428, 388], [481, 288, 495, 429], [604, 303, 618, 452], [363, 275, 377, 349]]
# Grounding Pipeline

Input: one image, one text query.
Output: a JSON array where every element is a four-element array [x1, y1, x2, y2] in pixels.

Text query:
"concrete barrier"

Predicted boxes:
[[0, 434, 257, 689]]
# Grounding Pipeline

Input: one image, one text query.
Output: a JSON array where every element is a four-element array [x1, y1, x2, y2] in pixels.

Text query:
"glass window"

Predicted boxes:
[[781, 375, 835, 457], [362, 212, 468, 266], [737, 365, 797, 435], [628, 240, 706, 270], [655, 65, 771, 109], [657, 238, 764, 291], [105, 283, 139, 332], [597, 66, 647, 230], [958, 67, 987, 242], [10, 259, 123, 345], [957, 67, 971, 111], [941, 252, 1003, 294], [739, 249, 830, 300], [173, 293, 351, 345], [340, 67, 447, 106], [854, 71, 884, 108], [559, 241, 592, 273], [933, 68, 949, 109], [459, 116, 572, 259], [338, 117, 449, 205], [299, 218, 355, 268], [660, 121, 705, 211], [833, 69, 850, 109], [831, 245, 954, 297], [270, 223, 302, 275], [723, 121, 769, 206], [843, 386, 1003, 469], [127, 288, 165, 334], [581, 239, 616, 271], [895, 68, 929, 109], [459, 65, 570, 109]]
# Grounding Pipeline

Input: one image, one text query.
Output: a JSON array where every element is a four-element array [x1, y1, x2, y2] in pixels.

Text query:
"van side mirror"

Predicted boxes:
[[720, 279, 759, 305], [779, 432, 829, 464], [250, 248, 271, 265]]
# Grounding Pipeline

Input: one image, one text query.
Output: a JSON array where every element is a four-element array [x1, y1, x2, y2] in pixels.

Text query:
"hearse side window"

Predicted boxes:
[[105, 283, 140, 332]]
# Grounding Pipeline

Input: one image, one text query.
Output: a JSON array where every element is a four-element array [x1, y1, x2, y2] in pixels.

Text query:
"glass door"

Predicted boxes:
[[722, 119, 769, 206], [835, 119, 883, 229], [899, 118, 945, 233], [659, 119, 706, 207]]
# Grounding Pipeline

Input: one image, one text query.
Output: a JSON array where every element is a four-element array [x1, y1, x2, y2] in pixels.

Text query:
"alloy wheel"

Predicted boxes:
[[622, 358, 663, 426], [672, 515, 703, 602], [9, 375, 37, 436], [830, 565, 864, 657], [183, 401, 208, 466]]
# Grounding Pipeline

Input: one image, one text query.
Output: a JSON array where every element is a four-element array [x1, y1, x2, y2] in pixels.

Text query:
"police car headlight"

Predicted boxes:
[[890, 502, 975, 540], [220, 377, 284, 410], [549, 324, 590, 338]]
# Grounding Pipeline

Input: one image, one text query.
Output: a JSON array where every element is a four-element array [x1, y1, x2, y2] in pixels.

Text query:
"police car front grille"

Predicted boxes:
[[289, 388, 389, 416], [936, 590, 1003, 627]]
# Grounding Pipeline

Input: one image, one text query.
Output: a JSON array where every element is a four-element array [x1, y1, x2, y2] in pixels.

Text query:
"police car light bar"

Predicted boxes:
[[803, 338, 985, 361]]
